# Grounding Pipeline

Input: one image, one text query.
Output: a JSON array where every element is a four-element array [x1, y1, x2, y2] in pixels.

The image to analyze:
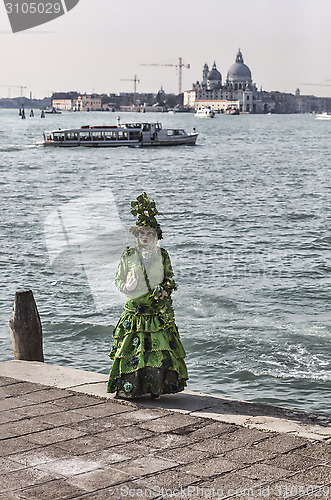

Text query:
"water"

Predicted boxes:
[[1, 109, 330, 414]]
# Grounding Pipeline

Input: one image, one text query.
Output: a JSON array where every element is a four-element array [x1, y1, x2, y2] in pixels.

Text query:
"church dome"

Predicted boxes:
[[227, 49, 252, 84], [207, 61, 222, 89], [207, 62, 222, 81]]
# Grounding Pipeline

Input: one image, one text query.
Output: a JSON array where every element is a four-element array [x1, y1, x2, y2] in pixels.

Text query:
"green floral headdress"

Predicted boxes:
[[130, 192, 163, 240]]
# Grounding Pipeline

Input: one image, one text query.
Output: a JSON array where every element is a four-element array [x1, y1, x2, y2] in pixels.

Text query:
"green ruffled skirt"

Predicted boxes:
[[107, 292, 188, 398]]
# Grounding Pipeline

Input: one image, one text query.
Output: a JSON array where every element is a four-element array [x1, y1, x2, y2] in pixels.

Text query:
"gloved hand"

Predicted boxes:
[[125, 269, 138, 291]]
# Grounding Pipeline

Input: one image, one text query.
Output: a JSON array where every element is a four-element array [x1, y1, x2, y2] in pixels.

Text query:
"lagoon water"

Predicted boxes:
[[0, 109, 330, 414]]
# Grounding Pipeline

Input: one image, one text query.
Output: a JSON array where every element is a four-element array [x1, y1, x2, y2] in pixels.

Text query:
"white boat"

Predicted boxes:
[[42, 120, 198, 147], [195, 107, 215, 118], [315, 112, 331, 120]]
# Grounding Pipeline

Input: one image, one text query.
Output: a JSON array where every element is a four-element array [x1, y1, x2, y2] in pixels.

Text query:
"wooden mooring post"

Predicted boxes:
[[9, 289, 44, 362]]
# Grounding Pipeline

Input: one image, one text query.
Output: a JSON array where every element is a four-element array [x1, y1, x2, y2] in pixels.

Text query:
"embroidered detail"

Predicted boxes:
[[123, 381, 133, 393]]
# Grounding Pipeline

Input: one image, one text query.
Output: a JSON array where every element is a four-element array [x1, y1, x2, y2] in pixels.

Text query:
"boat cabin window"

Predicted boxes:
[[65, 132, 79, 141], [117, 131, 128, 140], [142, 124, 150, 131], [53, 132, 65, 141], [104, 131, 117, 140], [125, 123, 141, 129], [167, 129, 185, 136], [92, 132, 104, 140], [130, 131, 141, 140], [155, 123, 162, 131], [80, 131, 90, 141]]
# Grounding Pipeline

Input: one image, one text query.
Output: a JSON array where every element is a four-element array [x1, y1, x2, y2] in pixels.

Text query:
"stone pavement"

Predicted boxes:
[[0, 362, 330, 499]]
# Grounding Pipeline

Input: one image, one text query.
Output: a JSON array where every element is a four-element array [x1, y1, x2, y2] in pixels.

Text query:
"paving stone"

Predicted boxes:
[[1, 396, 37, 412], [0, 492, 23, 499], [67, 466, 137, 491], [51, 395, 104, 410], [133, 469, 202, 490], [0, 437, 41, 457], [240, 463, 293, 482], [20, 388, 70, 404], [55, 435, 113, 455], [0, 457, 27, 473], [68, 415, 120, 435], [289, 465, 331, 485], [37, 409, 92, 427], [13, 478, 87, 499], [187, 421, 238, 441], [0, 382, 45, 398], [8, 445, 73, 467], [83, 441, 161, 465], [140, 432, 190, 450], [0, 409, 27, 425], [0, 377, 19, 387], [295, 441, 331, 461], [265, 451, 326, 472], [70, 401, 135, 419], [0, 468, 59, 493], [104, 408, 171, 426], [25, 426, 86, 446], [178, 456, 239, 478], [222, 445, 278, 465], [119, 456, 179, 477], [77, 481, 161, 500], [155, 444, 215, 464], [137, 413, 207, 433], [249, 433, 308, 454], [36, 455, 104, 476], [93, 426, 153, 446], [0, 418, 53, 439], [192, 427, 271, 456], [8, 402, 67, 419], [195, 473, 260, 499]]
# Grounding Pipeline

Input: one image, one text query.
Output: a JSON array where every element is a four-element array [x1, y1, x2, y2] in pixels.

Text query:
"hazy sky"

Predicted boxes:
[[1, 0, 330, 98]]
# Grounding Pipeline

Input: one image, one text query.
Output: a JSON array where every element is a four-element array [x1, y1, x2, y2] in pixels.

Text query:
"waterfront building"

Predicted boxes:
[[184, 49, 331, 113], [184, 49, 264, 113], [52, 91, 80, 111]]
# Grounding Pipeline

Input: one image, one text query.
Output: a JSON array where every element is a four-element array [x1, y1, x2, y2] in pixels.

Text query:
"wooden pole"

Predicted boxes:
[[9, 289, 44, 362]]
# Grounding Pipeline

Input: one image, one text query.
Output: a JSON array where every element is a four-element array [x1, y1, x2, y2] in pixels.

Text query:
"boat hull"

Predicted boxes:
[[42, 122, 198, 147], [43, 134, 198, 147]]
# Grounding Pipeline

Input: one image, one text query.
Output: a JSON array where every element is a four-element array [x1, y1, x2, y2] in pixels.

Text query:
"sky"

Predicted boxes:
[[0, 0, 330, 99]]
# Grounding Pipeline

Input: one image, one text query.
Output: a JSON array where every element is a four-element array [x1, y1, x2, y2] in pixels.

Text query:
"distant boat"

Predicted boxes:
[[195, 107, 215, 118], [225, 107, 240, 115], [315, 112, 331, 120], [41, 120, 198, 147], [44, 108, 62, 115]]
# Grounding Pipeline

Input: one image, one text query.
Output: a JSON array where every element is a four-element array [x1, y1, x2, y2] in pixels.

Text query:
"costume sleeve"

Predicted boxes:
[[115, 248, 129, 294], [161, 248, 174, 281]]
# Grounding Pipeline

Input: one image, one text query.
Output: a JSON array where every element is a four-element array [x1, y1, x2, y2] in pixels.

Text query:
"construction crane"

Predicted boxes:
[[140, 57, 190, 95], [0, 84, 27, 98], [120, 75, 140, 105]]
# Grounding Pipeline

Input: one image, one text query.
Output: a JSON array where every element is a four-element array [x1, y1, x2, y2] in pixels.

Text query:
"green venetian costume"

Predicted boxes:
[[107, 193, 188, 398]]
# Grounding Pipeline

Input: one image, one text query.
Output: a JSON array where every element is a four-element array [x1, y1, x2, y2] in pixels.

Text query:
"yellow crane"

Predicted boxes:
[[120, 75, 140, 105], [140, 57, 190, 95]]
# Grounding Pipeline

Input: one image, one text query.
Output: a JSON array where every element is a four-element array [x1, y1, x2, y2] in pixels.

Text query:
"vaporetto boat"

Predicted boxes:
[[42, 120, 198, 147]]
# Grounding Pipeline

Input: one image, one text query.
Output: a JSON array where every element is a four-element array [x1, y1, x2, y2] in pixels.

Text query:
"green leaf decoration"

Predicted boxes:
[[130, 192, 163, 239]]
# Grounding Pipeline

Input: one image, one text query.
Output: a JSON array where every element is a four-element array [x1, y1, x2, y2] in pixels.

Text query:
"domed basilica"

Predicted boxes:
[[184, 49, 264, 113]]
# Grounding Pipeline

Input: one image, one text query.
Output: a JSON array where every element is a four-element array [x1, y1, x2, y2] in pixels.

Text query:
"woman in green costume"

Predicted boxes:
[[107, 193, 188, 399]]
